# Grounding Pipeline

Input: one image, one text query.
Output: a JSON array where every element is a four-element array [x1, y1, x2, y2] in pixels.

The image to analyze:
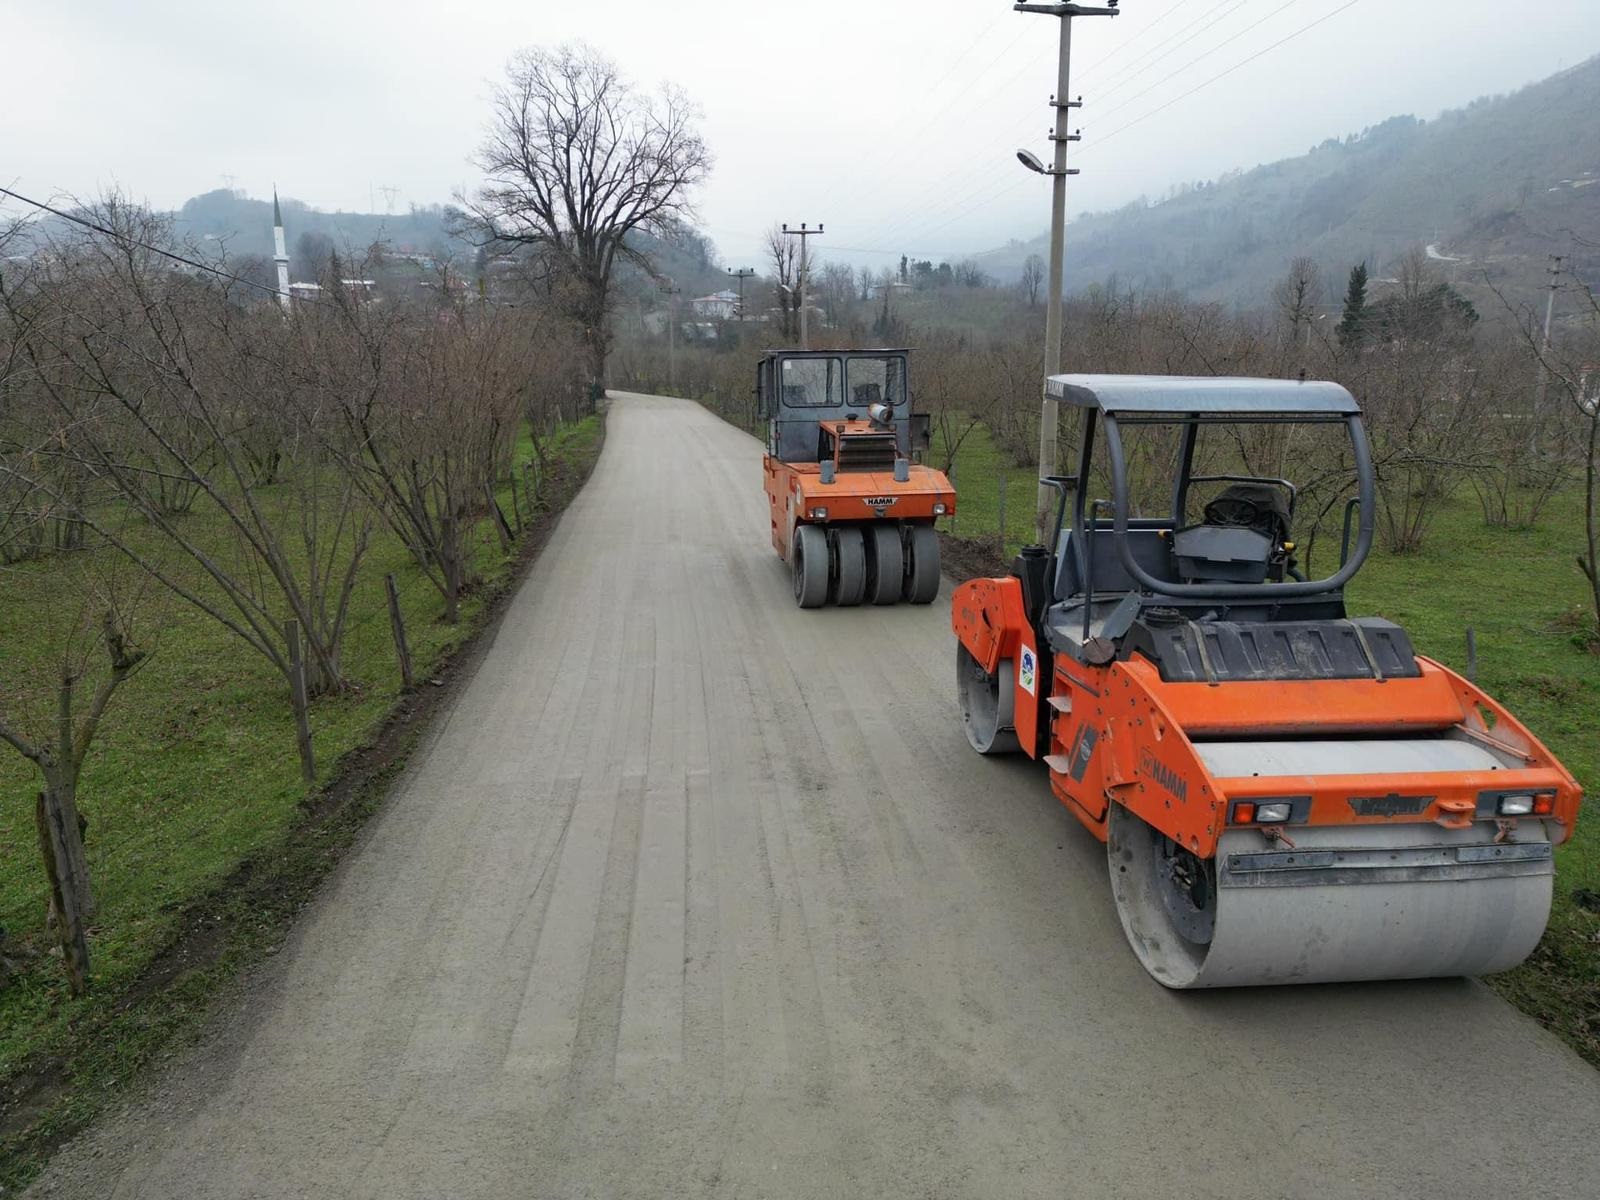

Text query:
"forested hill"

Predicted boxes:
[[977, 54, 1600, 308], [169, 190, 460, 263]]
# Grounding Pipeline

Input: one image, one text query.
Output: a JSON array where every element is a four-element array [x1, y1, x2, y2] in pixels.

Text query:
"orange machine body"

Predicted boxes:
[[765, 419, 955, 560], [951, 578, 1582, 857]]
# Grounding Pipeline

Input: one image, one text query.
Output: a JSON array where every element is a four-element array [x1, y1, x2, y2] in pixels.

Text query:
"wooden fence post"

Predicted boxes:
[[286, 619, 315, 783], [997, 469, 1007, 552], [507, 471, 524, 534], [484, 481, 513, 552], [385, 573, 415, 690]]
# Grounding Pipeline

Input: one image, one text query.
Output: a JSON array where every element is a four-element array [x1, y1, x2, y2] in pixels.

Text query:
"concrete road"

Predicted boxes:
[[32, 393, 1600, 1199]]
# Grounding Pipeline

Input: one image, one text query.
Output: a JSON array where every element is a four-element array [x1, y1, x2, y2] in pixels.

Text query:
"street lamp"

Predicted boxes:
[[1014, 0, 1119, 542]]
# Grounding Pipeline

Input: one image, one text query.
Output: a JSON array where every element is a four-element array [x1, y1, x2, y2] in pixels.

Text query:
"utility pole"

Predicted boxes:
[[1015, 1, 1119, 542], [1531, 254, 1564, 455], [782, 222, 823, 348], [661, 284, 681, 392], [727, 267, 755, 323]]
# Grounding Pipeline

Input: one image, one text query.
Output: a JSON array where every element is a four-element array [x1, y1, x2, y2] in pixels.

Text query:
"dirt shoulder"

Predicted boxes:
[[0, 414, 607, 1193]]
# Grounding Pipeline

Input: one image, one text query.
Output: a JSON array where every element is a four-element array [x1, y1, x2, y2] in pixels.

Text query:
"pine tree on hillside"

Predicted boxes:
[[1337, 263, 1368, 351]]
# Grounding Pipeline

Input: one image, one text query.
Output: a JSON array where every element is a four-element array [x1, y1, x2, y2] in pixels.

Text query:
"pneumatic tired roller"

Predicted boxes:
[[758, 349, 954, 607], [952, 374, 1582, 988]]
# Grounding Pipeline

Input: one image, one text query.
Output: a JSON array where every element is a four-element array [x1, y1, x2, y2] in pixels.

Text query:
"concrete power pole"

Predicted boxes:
[[1530, 254, 1564, 455], [727, 267, 755, 323], [661, 284, 682, 391], [782, 223, 823, 348], [271, 186, 291, 312], [1015, 2, 1118, 541]]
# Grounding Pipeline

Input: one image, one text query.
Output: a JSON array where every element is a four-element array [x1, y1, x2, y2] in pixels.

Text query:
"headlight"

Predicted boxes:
[[809, 507, 828, 520], [1229, 797, 1306, 825], [1497, 794, 1535, 816], [933, 503, 947, 515]]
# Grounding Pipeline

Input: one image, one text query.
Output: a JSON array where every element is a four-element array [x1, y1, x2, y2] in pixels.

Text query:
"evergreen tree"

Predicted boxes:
[[1336, 262, 1368, 351]]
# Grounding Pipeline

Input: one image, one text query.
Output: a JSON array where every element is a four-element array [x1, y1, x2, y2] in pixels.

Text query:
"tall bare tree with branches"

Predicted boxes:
[[460, 42, 710, 394]]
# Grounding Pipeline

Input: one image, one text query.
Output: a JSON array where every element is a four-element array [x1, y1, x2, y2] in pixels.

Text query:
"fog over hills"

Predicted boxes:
[[975, 54, 1600, 309]]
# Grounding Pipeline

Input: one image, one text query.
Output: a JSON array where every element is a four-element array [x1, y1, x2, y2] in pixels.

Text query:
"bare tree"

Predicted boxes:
[[1020, 254, 1044, 308], [0, 553, 152, 994], [318, 294, 531, 623], [1272, 256, 1323, 342], [952, 258, 989, 288], [817, 261, 856, 328], [461, 43, 711, 394], [765, 225, 801, 340], [0, 196, 375, 696], [1498, 268, 1600, 634]]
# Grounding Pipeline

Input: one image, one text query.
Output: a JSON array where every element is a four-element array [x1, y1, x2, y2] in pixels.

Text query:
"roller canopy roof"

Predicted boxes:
[[1044, 374, 1361, 415]]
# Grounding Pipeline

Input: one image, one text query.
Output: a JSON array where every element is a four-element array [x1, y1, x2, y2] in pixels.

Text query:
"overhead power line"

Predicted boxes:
[[1084, 0, 1364, 148], [856, 0, 1240, 253], [0, 184, 317, 303], [1079, 0, 1250, 94], [865, 0, 1366, 257], [1094, 0, 1304, 111]]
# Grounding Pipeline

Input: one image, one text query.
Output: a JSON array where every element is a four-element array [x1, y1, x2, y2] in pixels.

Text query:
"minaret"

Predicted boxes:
[[272, 187, 290, 310]]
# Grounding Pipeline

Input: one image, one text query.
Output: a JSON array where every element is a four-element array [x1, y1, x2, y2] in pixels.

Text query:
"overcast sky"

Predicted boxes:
[[5, 1, 1597, 269]]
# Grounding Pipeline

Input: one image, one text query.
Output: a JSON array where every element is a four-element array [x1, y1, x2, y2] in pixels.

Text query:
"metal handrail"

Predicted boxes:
[[1102, 412, 1376, 599], [1339, 496, 1363, 568], [1081, 499, 1113, 643]]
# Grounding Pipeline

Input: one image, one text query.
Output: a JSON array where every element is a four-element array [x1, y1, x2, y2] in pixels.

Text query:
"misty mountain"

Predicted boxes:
[[977, 55, 1600, 310]]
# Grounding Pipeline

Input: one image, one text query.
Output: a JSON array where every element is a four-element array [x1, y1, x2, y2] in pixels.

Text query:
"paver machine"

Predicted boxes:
[[952, 374, 1582, 987], [758, 348, 956, 607]]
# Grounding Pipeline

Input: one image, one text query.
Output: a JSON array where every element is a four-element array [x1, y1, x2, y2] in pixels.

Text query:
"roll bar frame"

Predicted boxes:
[[1060, 407, 1376, 601]]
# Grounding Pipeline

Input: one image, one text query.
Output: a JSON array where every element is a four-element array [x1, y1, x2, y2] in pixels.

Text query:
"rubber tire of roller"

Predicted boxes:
[[902, 523, 940, 604], [792, 524, 830, 608], [832, 526, 866, 606], [957, 643, 1020, 754], [865, 523, 904, 605]]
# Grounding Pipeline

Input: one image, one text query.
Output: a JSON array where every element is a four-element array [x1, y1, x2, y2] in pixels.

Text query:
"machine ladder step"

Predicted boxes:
[[1043, 754, 1073, 774], [1047, 695, 1073, 713]]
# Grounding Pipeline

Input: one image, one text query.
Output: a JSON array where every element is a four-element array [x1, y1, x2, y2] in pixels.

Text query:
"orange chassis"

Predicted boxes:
[[764, 418, 956, 560], [952, 573, 1581, 858]]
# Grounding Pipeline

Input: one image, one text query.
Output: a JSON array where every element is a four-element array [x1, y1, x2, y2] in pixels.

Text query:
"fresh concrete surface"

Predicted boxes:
[[30, 392, 1600, 1199]]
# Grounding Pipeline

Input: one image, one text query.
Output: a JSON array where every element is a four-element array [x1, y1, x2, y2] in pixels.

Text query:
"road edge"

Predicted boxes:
[[0, 411, 609, 1192]]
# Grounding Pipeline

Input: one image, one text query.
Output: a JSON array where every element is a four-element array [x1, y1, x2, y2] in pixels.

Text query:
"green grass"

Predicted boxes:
[[0, 416, 603, 1174], [940, 421, 1599, 1062]]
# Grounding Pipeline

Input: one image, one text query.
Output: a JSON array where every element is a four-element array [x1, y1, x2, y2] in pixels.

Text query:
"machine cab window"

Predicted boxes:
[[846, 355, 906, 412], [779, 356, 843, 407]]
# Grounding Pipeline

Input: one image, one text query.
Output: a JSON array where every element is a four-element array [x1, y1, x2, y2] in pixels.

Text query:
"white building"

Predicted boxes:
[[689, 289, 741, 320]]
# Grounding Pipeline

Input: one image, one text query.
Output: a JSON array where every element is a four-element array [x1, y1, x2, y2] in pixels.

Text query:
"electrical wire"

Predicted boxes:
[[1083, 0, 1365, 150], [1089, 0, 1258, 103], [1094, 0, 1303, 111], [864, 0, 1365, 260], [0, 184, 317, 304], [1070, 0, 1195, 87], [853, 1, 1242, 253]]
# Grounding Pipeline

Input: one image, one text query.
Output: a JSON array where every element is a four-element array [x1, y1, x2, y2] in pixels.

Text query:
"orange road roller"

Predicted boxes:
[[758, 349, 955, 607], [952, 374, 1581, 987]]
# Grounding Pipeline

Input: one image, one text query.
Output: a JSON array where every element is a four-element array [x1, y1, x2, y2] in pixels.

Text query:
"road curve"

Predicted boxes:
[[31, 393, 1600, 1199]]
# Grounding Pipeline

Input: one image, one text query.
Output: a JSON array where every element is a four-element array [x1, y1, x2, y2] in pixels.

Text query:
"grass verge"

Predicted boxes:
[[0, 413, 605, 1190]]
